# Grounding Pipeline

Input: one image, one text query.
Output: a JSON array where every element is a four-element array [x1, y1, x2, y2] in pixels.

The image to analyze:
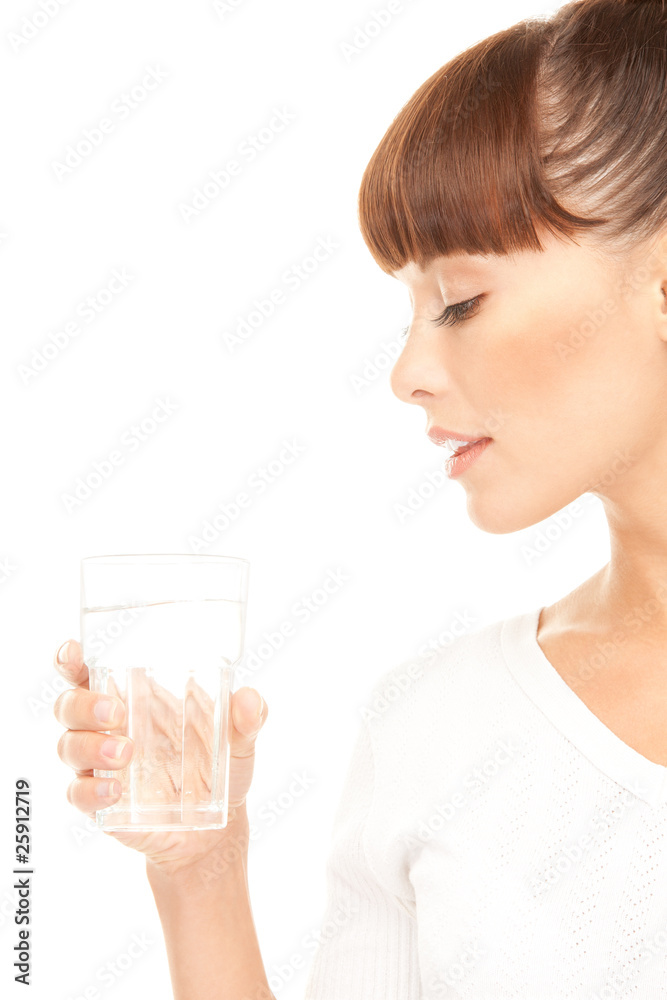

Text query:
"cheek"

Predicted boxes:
[[453, 291, 653, 531], [459, 317, 569, 439], [465, 300, 634, 448]]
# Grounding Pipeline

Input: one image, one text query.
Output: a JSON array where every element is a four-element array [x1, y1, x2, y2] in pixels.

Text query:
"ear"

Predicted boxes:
[[652, 228, 667, 333], [656, 277, 667, 345]]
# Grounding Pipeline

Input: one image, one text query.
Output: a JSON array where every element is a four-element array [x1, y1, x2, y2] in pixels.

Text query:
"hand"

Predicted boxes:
[[53, 639, 268, 876]]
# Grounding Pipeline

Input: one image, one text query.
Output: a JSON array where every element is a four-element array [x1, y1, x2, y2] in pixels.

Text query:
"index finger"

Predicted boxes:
[[53, 640, 89, 690]]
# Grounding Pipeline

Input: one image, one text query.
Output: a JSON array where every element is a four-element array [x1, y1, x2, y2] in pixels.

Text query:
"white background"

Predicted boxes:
[[2, 0, 612, 997]]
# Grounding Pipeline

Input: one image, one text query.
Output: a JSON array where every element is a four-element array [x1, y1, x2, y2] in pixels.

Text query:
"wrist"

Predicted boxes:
[[146, 802, 250, 894]]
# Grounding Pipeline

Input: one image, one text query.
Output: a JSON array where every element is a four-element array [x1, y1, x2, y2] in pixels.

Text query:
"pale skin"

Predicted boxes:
[[391, 225, 667, 765], [53, 640, 267, 866], [52, 224, 667, 997], [53, 644, 275, 999]]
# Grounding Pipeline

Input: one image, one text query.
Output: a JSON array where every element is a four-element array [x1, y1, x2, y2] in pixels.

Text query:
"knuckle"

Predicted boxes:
[[56, 729, 69, 761], [52, 688, 71, 721], [56, 662, 77, 686], [79, 730, 96, 759]]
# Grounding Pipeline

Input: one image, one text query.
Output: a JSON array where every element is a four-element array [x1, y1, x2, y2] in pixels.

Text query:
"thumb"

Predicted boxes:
[[230, 687, 266, 750]]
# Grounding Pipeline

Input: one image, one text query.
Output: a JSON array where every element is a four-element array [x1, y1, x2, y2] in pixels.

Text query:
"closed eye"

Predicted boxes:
[[400, 294, 484, 340], [432, 294, 483, 328]]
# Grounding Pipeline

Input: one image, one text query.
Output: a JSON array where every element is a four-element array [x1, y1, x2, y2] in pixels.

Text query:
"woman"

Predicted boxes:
[[53, 0, 667, 996]]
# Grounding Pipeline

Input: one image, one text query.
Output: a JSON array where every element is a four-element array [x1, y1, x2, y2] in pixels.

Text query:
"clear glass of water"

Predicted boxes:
[[80, 553, 249, 832]]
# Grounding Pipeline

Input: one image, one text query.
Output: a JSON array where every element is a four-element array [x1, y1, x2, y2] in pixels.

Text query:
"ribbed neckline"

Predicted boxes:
[[500, 606, 667, 808]]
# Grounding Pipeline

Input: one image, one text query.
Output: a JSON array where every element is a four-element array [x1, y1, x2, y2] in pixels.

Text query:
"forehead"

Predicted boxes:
[[392, 253, 497, 286], [391, 232, 593, 290]]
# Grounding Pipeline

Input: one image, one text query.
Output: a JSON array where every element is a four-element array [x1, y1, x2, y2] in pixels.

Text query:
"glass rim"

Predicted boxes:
[[81, 553, 250, 566]]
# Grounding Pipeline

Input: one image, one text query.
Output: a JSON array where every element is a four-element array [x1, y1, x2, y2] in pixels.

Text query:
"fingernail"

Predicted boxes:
[[56, 641, 71, 665], [101, 738, 128, 760], [94, 700, 116, 724], [256, 692, 264, 721], [97, 780, 120, 798]]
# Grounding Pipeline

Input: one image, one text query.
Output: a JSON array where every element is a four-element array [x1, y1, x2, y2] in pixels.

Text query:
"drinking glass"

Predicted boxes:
[[80, 553, 249, 831]]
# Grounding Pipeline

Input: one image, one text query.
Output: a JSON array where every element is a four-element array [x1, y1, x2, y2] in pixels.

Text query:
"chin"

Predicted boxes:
[[463, 489, 554, 536], [464, 478, 586, 535]]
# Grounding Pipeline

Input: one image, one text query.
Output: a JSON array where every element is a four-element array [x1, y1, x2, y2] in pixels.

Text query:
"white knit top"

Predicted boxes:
[[302, 605, 667, 999]]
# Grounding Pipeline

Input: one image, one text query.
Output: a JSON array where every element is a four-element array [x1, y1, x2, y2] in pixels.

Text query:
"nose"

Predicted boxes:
[[389, 328, 443, 405]]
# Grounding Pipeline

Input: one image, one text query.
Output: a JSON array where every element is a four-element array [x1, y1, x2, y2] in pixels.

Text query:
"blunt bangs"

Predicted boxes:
[[357, 20, 608, 276]]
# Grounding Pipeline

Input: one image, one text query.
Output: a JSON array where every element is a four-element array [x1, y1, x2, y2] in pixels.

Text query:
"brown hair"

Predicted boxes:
[[357, 0, 667, 275]]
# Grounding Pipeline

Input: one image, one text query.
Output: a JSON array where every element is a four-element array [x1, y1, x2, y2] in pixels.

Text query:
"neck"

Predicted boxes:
[[591, 511, 667, 644]]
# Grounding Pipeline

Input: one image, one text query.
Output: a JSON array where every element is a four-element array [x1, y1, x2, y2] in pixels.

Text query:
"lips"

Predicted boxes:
[[427, 426, 492, 454], [449, 440, 481, 457]]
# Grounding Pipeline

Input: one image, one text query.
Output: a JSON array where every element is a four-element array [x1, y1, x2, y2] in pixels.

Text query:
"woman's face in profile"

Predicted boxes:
[[390, 228, 667, 535]]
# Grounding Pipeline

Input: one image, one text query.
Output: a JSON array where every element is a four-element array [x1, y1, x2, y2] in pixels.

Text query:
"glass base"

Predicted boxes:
[[96, 804, 229, 831]]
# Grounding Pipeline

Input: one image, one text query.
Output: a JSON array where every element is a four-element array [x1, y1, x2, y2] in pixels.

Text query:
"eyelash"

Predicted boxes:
[[400, 295, 483, 340], [433, 295, 483, 328]]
